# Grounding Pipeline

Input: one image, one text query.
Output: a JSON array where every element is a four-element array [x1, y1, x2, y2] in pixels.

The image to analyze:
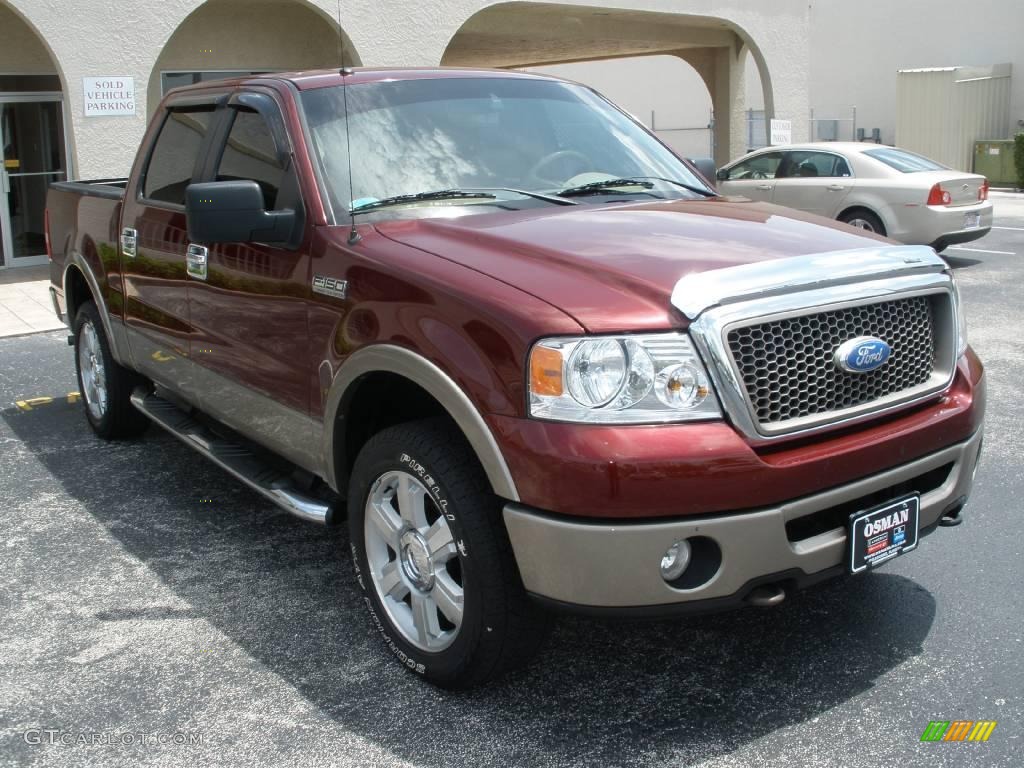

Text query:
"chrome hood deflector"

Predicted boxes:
[[671, 245, 949, 321]]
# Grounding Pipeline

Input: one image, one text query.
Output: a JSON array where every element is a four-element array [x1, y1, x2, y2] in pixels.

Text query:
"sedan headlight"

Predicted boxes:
[[528, 333, 722, 423]]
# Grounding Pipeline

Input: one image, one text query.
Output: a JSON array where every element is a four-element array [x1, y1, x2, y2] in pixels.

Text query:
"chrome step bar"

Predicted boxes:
[[130, 389, 334, 524]]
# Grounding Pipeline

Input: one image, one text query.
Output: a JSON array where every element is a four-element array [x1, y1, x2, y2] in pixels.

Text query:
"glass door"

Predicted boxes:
[[1, 94, 68, 268]]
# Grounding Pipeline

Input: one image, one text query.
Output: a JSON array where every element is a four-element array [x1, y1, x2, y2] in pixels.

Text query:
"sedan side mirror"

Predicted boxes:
[[185, 180, 295, 245], [716, 168, 730, 181]]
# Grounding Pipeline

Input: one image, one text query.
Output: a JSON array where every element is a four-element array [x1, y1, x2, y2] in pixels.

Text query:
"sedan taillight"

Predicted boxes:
[[978, 179, 989, 201], [927, 183, 952, 206]]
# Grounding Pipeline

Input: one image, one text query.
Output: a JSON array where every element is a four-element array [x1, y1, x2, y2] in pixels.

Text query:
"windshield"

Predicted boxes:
[[864, 147, 949, 173], [300, 77, 712, 219]]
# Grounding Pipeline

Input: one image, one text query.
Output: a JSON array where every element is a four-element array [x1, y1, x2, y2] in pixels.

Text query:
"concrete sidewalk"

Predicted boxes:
[[0, 265, 65, 338]]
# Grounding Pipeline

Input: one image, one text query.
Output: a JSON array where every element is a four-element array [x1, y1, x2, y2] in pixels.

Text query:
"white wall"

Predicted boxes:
[[2, 0, 810, 178], [808, 0, 1023, 145], [532, 56, 716, 159]]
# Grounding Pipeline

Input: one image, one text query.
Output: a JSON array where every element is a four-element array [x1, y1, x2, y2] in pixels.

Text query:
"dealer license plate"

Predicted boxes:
[[848, 494, 920, 574], [964, 212, 981, 229]]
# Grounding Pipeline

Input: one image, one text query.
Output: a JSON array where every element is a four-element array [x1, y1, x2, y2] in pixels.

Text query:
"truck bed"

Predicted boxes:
[[50, 178, 128, 201], [47, 179, 127, 312]]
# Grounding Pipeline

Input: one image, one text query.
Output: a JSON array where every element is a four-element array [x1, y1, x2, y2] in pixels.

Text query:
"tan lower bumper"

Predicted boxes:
[[504, 429, 983, 609]]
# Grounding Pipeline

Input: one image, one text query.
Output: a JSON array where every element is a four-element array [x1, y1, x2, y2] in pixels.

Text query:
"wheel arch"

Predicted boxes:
[[323, 345, 520, 502], [62, 252, 129, 364]]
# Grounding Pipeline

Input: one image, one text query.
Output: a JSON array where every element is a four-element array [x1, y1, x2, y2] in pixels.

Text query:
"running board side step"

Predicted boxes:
[[130, 389, 334, 525]]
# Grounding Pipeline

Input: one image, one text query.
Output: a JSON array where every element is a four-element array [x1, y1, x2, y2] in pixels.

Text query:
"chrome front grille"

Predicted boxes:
[[726, 296, 937, 425]]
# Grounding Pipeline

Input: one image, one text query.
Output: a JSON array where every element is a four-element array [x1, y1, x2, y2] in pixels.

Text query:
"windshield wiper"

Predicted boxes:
[[555, 176, 716, 198], [464, 188, 578, 206], [351, 189, 497, 213]]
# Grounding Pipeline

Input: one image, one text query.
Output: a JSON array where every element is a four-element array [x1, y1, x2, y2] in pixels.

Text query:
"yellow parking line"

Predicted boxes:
[[15, 396, 53, 412]]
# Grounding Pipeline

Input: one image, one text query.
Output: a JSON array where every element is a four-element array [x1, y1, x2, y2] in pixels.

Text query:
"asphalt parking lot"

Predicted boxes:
[[1, 196, 1022, 767]]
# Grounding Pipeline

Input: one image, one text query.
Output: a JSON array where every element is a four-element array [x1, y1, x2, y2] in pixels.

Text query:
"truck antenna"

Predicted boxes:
[[337, 1, 360, 245]]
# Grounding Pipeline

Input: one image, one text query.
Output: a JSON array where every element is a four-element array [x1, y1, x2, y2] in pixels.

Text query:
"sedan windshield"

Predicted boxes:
[[300, 77, 713, 219]]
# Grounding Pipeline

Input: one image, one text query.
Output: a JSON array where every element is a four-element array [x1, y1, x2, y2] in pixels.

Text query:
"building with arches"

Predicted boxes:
[[0, 0, 808, 268]]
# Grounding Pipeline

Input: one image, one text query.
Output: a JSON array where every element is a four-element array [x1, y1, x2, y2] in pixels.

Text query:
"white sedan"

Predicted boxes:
[[715, 142, 993, 251]]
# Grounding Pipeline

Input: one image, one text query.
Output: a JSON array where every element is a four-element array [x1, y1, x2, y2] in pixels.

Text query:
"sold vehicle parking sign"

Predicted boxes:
[[83, 77, 135, 117], [770, 119, 792, 145]]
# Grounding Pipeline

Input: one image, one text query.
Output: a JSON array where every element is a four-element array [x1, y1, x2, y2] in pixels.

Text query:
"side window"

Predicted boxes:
[[216, 109, 286, 209], [726, 151, 783, 180], [783, 151, 851, 179], [143, 108, 214, 205]]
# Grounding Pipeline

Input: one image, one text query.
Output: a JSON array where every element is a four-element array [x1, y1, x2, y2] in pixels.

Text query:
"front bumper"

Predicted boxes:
[[504, 428, 983, 613]]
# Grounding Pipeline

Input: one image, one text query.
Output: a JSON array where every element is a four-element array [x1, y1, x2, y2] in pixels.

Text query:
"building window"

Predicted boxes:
[[0, 75, 62, 93], [160, 71, 270, 95]]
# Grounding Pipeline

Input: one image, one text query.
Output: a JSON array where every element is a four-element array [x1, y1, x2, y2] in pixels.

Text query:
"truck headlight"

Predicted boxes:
[[528, 333, 722, 423], [950, 273, 968, 357]]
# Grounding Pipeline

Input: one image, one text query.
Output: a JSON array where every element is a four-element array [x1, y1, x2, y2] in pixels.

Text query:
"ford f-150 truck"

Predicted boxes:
[[47, 68, 985, 688]]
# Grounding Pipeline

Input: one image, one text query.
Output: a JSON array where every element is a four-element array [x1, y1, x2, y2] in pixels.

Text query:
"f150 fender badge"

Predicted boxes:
[[313, 275, 348, 299], [834, 336, 892, 374]]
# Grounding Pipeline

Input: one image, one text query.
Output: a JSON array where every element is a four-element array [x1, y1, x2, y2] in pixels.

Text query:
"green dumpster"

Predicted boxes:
[[973, 140, 1017, 186]]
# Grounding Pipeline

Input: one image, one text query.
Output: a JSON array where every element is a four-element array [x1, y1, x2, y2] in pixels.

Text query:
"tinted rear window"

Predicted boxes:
[[143, 108, 214, 204], [864, 148, 948, 173]]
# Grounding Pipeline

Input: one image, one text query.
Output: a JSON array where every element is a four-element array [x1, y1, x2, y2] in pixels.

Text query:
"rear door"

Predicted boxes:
[[718, 150, 784, 203], [184, 90, 317, 470], [771, 150, 853, 218], [121, 97, 222, 399]]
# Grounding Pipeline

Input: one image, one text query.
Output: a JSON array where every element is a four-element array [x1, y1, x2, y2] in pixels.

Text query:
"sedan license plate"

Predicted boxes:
[[964, 212, 981, 229], [848, 494, 920, 574]]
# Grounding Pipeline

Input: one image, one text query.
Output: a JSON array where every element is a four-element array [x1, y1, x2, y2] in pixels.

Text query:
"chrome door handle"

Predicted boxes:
[[186, 243, 208, 281], [756, 184, 772, 191], [0, 170, 9, 195], [121, 227, 137, 258], [827, 184, 845, 191]]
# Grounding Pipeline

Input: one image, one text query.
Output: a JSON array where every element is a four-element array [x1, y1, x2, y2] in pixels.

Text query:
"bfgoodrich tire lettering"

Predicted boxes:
[[348, 418, 549, 688]]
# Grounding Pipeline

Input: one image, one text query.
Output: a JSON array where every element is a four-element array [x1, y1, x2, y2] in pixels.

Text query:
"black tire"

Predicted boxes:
[[348, 418, 550, 688], [838, 209, 886, 236], [73, 301, 150, 439]]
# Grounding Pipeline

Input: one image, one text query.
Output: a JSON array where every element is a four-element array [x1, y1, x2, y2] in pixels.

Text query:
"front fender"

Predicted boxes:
[[322, 344, 520, 501]]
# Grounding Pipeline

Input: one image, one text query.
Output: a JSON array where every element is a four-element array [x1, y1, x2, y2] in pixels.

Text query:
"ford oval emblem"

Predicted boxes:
[[834, 336, 892, 374]]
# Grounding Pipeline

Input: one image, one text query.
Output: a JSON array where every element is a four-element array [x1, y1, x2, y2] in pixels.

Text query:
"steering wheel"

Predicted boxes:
[[750, 170, 767, 179], [527, 150, 591, 187]]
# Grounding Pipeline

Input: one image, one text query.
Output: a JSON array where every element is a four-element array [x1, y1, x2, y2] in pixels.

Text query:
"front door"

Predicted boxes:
[[771, 150, 854, 218], [0, 95, 68, 267], [718, 150, 783, 203], [185, 92, 316, 471]]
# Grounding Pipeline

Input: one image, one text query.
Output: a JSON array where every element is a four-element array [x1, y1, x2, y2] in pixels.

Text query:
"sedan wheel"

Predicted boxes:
[[839, 209, 886, 236]]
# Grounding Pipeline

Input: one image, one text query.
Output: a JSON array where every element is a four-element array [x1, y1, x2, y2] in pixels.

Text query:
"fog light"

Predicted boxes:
[[660, 539, 692, 582]]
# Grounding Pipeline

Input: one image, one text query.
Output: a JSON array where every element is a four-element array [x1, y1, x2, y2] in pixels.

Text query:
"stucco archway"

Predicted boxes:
[[441, 1, 774, 165], [147, 0, 360, 115]]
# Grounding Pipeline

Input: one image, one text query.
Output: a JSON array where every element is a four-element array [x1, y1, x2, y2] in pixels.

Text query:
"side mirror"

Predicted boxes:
[[688, 157, 718, 186], [716, 168, 730, 181], [185, 180, 295, 244]]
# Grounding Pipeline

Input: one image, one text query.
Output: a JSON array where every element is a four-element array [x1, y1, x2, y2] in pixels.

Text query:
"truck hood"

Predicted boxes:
[[374, 198, 888, 332]]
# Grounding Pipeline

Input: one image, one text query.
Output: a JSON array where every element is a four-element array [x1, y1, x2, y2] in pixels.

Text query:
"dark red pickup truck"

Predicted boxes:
[[47, 68, 985, 688]]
